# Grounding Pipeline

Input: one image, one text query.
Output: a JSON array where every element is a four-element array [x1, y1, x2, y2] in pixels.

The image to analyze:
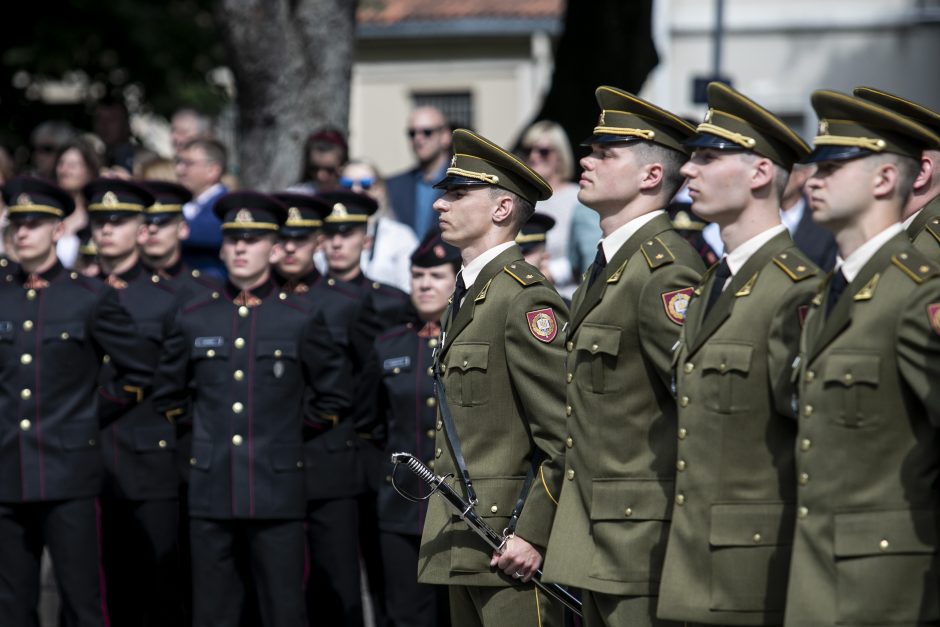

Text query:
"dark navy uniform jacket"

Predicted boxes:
[[99, 262, 184, 501], [0, 262, 152, 502], [152, 279, 351, 520]]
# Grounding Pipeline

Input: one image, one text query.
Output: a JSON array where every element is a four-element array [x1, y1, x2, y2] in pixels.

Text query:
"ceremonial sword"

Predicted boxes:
[[390, 451, 582, 617]]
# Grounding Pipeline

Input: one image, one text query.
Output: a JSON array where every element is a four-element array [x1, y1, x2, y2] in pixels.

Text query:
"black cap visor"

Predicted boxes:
[[579, 134, 644, 147], [279, 226, 319, 239], [683, 132, 750, 152], [432, 174, 494, 191], [801, 145, 873, 164]]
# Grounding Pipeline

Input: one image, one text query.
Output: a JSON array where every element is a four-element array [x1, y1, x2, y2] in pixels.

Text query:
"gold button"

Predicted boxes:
[[238, 306, 249, 317], [719, 362, 727, 372], [21, 389, 31, 400], [426, 397, 436, 408], [234, 370, 244, 381], [19, 419, 31, 431], [799, 472, 810, 485], [26, 289, 36, 300], [206, 349, 216, 358], [426, 429, 434, 438], [805, 370, 815, 382], [566, 469, 575, 480], [684, 362, 694, 374], [780, 253, 788, 259], [800, 438, 812, 451], [435, 448, 442, 458], [427, 367, 434, 376], [151, 275, 160, 283], [675, 493, 685, 506], [436, 420, 442, 430], [566, 405, 572, 416], [275, 292, 286, 300], [843, 372, 853, 383], [234, 337, 246, 349], [591, 343, 599, 352], [102, 355, 111, 364], [158, 440, 167, 449], [211, 291, 220, 299], [490, 505, 498, 514], [920, 265, 930, 274], [232, 402, 244, 414], [392, 367, 400, 374], [798, 506, 809, 519], [565, 437, 573, 448], [752, 533, 762, 544], [60, 332, 69, 341], [462, 359, 469, 367], [427, 460, 435, 469], [678, 427, 687, 440], [624, 507, 633, 517], [676, 459, 686, 472], [879, 538, 889, 551], [566, 372, 573, 383], [297, 461, 303, 468], [190, 457, 197, 466], [372, 282, 380, 289], [274, 349, 283, 358], [327, 278, 336, 286], [20, 354, 32, 365], [900, 253, 909, 260], [23, 320, 33, 331], [679, 396, 689, 408], [232, 434, 243, 446], [566, 341, 573, 352], [803, 404, 813, 417], [440, 365, 446, 373], [428, 338, 438, 348]]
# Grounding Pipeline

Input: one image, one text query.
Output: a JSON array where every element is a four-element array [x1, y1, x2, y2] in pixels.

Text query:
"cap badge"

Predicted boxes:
[[102, 191, 119, 207], [288, 207, 302, 222], [434, 244, 445, 259], [331, 203, 348, 218], [235, 209, 254, 223], [16, 193, 32, 206], [450, 154, 457, 168], [525, 307, 558, 343], [704, 108, 714, 124], [598, 110, 606, 126], [818, 119, 829, 135]]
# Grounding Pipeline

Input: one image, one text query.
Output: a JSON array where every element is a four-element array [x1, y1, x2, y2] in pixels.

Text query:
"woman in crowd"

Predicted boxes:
[[54, 137, 102, 267]]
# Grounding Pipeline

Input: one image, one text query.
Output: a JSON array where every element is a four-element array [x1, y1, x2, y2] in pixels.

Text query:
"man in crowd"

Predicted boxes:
[[419, 128, 568, 626], [541, 86, 704, 627], [176, 137, 229, 278], [387, 105, 452, 238], [170, 108, 213, 156], [297, 128, 349, 193]]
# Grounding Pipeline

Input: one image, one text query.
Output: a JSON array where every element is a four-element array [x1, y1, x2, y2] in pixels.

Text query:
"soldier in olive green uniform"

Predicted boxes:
[[417, 129, 569, 627], [656, 82, 823, 626], [854, 86, 940, 260], [539, 87, 703, 627], [784, 91, 940, 627]]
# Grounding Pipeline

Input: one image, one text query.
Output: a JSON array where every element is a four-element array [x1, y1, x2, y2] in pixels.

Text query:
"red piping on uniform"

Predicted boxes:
[[247, 308, 257, 517], [230, 308, 239, 516]]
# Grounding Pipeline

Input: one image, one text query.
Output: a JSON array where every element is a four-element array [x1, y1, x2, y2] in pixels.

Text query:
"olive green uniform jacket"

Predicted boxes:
[[909, 195, 940, 260], [657, 231, 822, 625], [417, 245, 569, 588], [542, 213, 704, 598], [784, 233, 940, 627]]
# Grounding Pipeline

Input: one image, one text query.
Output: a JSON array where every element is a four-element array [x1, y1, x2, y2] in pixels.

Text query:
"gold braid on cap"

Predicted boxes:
[[695, 122, 757, 149], [147, 203, 183, 214], [221, 221, 278, 230], [8, 204, 65, 217], [592, 126, 656, 140], [446, 167, 499, 185], [813, 134, 887, 152]]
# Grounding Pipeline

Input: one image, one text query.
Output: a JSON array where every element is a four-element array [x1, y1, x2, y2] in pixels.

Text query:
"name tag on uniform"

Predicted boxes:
[[194, 336, 224, 348], [383, 356, 410, 372]]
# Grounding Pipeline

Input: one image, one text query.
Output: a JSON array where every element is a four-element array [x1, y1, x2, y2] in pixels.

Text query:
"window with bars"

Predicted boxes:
[[412, 92, 474, 131]]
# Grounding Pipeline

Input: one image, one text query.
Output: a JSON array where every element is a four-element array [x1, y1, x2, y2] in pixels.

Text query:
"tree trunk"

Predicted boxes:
[[214, 0, 357, 190], [530, 0, 658, 172]]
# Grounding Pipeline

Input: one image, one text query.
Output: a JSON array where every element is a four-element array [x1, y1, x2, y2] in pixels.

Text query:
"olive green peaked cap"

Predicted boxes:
[[853, 86, 940, 147], [582, 85, 696, 154]]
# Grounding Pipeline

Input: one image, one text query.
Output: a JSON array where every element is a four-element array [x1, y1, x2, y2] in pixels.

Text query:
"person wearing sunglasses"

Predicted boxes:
[[296, 127, 349, 194], [340, 160, 418, 293], [29, 120, 76, 180], [387, 106, 453, 239]]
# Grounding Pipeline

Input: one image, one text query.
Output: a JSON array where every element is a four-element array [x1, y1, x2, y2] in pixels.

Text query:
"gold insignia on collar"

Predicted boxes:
[[288, 206, 302, 222], [735, 272, 759, 297], [673, 210, 693, 229], [102, 191, 119, 207], [16, 193, 32, 206], [853, 273, 879, 301], [235, 209, 253, 223], [818, 119, 829, 135], [331, 203, 348, 218]]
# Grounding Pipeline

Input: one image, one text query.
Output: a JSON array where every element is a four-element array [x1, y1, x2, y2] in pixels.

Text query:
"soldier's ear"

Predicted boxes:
[[177, 219, 190, 242], [492, 193, 514, 225]]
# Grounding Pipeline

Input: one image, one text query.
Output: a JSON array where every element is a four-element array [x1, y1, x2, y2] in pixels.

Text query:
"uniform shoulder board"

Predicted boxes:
[[925, 218, 940, 244], [772, 249, 818, 282], [891, 250, 940, 284], [503, 262, 544, 287], [640, 237, 676, 270]]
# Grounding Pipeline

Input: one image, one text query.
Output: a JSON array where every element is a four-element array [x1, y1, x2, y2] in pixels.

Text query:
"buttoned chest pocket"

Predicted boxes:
[[699, 342, 754, 414], [822, 352, 880, 427], [574, 324, 623, 394], [190, 342, 230, 385], [256, 341, 300, 387], [42, 322, 87, 359], [445, 343, 489, 407]]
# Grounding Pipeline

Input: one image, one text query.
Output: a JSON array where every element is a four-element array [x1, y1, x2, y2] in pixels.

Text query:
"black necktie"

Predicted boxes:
[[825, 270, 848, 319], [587, 244, 607, 288], [450, 273, 467, 324], [703, 257, 732, 318]]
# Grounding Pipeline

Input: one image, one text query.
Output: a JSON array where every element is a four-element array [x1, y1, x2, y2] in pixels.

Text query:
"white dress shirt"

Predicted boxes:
[[833, 223, 903, 282]]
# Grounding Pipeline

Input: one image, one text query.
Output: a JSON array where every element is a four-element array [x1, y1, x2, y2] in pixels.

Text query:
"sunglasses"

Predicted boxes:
[[522, 145, 555, 159], [407, 127, 443, 139], [339, 176, 374, 190], [309, 164, 340, 176]]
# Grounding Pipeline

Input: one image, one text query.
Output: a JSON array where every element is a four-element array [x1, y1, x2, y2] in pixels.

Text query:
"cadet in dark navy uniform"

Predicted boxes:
[[152, 191, 352, 627], [358, 228, 457, 627], [0, 177, 151, 626], [271, 190, 372, 627], [86, 178, 185, 627]]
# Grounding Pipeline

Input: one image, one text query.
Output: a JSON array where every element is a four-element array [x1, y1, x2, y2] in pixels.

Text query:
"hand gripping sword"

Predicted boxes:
[[391, 451, 582, 617]]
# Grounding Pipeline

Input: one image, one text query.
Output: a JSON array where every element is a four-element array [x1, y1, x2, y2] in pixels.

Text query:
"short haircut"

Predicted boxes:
[[182, 137, 227, 172], [173, 108, 212, 134], [737, 151, 790, 204], [489, 186, 535, 231], [521, 120, 575, 181], [870, 152, 920, 204], [630, 141, 689, 200], [31, 120, 76, 147]]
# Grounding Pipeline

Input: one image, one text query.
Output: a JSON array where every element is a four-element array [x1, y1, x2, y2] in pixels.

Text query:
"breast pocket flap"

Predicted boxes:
[[834, 509, 938, 557], [701, 342, 753, 375], [709, 502, 793, 547], [589, 479, 674, 521], [448, 343, 489, 372], [576, 323, 622, 357]]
